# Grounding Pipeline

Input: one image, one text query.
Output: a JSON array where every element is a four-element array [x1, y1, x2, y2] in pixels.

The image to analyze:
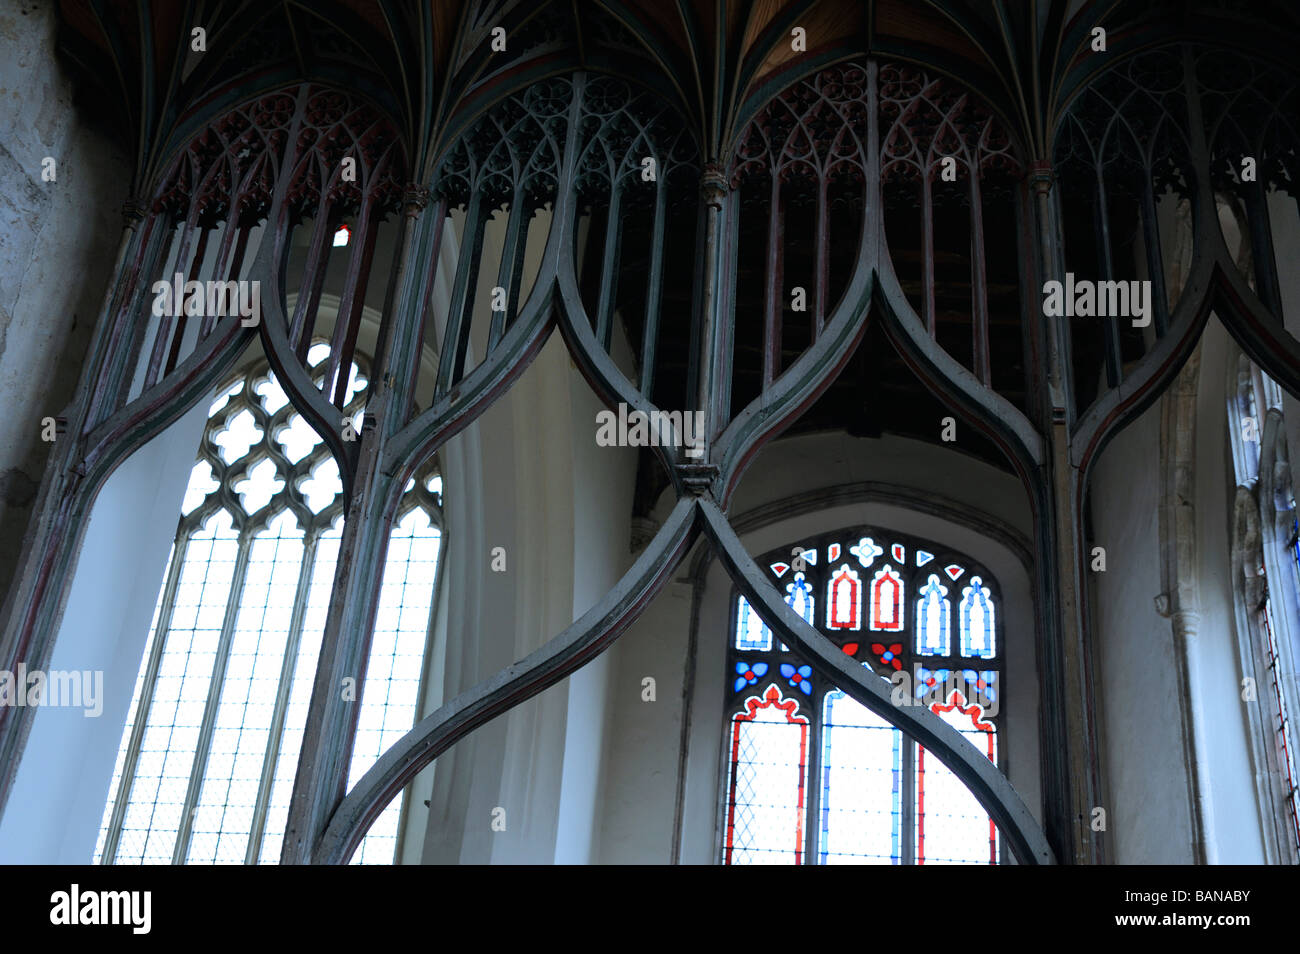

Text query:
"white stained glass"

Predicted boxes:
[[258, 526, 342, 864], [819, 690, 900, 864], [300, 457, 341, 514], [188, 513, 304, 864], [276, 413, 321, 464], [724, 689, 809, 865], [255, 372, 290, 414], [100, 356, 435, 866], [113, 511, 239, 865], [181, 460, 220, 516], [208, 379, 243, 417], [95, 545, 174, 863], [347, 508, 442, 864], [786, 572, 815, 624], [735, 596, 772, 651], [959, 576, 995, 658], [914, 705, 998, 865], [233, 457, 284, 515], [916, 574, 950, 656], [215, 408, 262, 464]]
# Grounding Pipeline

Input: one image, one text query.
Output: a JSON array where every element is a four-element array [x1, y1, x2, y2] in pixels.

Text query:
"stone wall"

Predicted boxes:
[[0, 1, 129, 596]]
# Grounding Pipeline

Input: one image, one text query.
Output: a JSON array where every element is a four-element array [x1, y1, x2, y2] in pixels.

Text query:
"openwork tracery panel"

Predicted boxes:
[[731, 64, 871, 398], [426, 78, 570, 402], [877, 63, 1023, 398], [116, 85, 405, 425], [1055, 47, 1194, 411]]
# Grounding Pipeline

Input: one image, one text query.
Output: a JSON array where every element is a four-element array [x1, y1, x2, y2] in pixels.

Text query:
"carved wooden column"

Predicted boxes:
[[280, 186, 433, 864], [1030, 159, 1106, 864]]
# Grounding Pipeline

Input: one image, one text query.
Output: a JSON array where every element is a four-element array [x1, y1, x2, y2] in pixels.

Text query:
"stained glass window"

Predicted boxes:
[[826, 565, 862, 630], [723, 685, 810, 865], [959, 576, 996, 658], [916, 574, 951, 656], [735, 596, 772, 651], [1228, 359, 1300, 858], [915, 700, 998, 864], [94, 349, 443, 866], [870, 565, 904, 631], [722, 526, 1002, 865], [819, 689, 900, 864]]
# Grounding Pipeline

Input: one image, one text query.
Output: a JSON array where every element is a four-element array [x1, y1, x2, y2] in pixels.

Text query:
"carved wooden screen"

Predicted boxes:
[[12, 1, 1300, 868]]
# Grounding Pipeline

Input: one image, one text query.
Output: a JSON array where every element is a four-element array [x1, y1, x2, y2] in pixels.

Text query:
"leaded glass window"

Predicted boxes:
[[1230, 358, 1300, 858], [94, 346, 443, 865], [724, 527, 1003, 865]]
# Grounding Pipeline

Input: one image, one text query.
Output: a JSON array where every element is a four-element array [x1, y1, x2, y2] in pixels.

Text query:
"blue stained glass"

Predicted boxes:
[[734, 661, 770, 692], [961, 669, 997, 705], [785, 572, 815, 624], [735, 596, 772, 651], [916, 574, 951, 655], [915, 667, 952, 700], [916, 550, 934, 567], [850, 537, 883, 568], [780, 662, 813, 695], [959, 576, 996, 658], [819, 688, 901, 864]]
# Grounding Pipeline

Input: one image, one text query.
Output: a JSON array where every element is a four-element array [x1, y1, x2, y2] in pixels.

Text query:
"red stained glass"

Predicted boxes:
[[870, 565, 904, 631], [723, 685, 810, 865], [827, 565, 862, 630]]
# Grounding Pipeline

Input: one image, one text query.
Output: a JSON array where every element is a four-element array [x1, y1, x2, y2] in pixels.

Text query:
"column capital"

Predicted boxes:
[[1028, 160, 1055, 195], [402, 184, 432, 217], [700, 162, 728, 208], [120, 197, 149, 224]]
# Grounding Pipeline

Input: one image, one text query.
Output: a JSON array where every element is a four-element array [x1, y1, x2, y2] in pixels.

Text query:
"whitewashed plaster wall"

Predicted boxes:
[[1090, 317, 1268, 864], [0, 397, 209, 862]]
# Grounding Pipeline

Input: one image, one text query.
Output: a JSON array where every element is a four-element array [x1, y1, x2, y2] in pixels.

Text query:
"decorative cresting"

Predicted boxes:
[[568, 74, 698, 384], [730, 63, 872, 383], [93, 83, 404, 494], [430, 77, 568, 398], [1056, 44, 1300, 478], [0, 83, 405, 818], [324, 65, 1052, 865]]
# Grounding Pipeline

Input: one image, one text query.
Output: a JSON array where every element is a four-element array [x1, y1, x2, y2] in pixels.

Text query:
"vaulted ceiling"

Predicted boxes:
[[56, 0, 1300, 196]]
